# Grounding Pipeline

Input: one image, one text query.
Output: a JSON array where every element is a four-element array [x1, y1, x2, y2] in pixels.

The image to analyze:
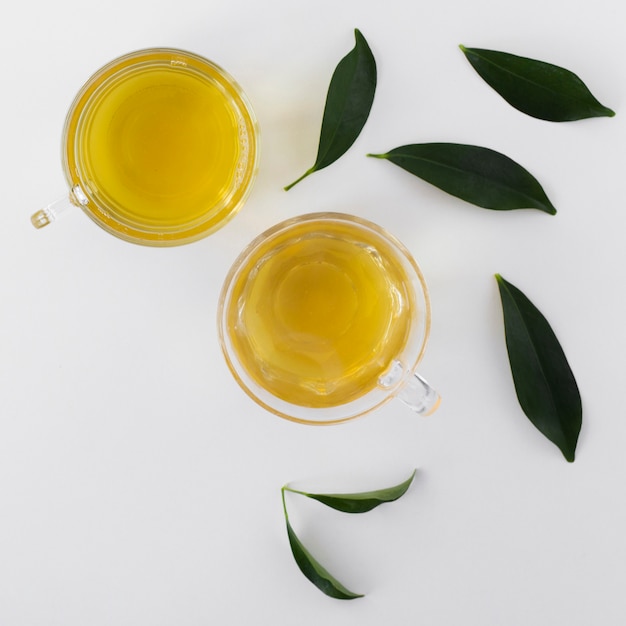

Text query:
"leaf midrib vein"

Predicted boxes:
[[503, 282, 561, 423], [392, 152, 542, 209], [468, 49, 588, 105]]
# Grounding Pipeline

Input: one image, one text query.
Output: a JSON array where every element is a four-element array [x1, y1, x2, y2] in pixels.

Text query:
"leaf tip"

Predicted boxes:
[[563, 447, 576, 463], [540, 198, 557, 216], [353, 28, 370, 50]]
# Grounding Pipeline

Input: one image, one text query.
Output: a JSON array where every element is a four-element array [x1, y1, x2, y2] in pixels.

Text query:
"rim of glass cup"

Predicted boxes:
[[61, 47, 260, 246], [217, 212, 432, 425]]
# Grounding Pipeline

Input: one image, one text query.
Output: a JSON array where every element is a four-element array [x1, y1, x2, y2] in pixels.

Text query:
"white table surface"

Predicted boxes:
[[2, 0, 625, 624]]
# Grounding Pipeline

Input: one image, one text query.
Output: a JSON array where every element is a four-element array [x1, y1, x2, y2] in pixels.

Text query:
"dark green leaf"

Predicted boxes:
[[285, 520, 364, 599], [495, 274, 582, 462], [285, 29, 376, 190], [368, 143, 556, 214], [460, 45, 615, 122], [285, 469, 416, 513]]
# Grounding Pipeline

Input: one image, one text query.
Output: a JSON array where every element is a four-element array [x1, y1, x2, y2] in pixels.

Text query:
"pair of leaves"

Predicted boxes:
[[282, 470, 416, 599], [371, 47, 614, 212], [496, 275, 582, 461]]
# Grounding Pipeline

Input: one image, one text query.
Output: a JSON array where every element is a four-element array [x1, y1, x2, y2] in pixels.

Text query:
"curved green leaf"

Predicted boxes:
[[495, 274, 582, 462], [285, 469, 416, 513], [285, 520, 364, 599], [285, 29, 377, 190], [460, 45, 615, 122], [368, 143, 556, 214]]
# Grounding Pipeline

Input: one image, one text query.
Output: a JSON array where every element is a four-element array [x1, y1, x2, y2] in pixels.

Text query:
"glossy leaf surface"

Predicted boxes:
[[496, 274, 582, 461], [285, 470, 416, 513], [285, 29, 376, 190], [460, 45, 615, 121], [369, 143, 556, 214], [285, 520, 363, 599]]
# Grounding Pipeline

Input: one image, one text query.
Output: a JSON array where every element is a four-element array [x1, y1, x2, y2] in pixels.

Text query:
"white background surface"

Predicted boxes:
[[1, 0, 625, 624]]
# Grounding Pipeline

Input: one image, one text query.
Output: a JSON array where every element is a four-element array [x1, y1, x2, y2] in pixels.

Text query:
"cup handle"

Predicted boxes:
[[30, 185, 87, 229], [31, 195, 74, 229], [397, 373, 441, 416]]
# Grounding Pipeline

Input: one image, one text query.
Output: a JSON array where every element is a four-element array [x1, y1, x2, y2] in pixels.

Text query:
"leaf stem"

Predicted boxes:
[[281, 486, 289, 520], [366, 152, 388, 159], [284, 168, 314, 191], [282, 485, 308, 498]]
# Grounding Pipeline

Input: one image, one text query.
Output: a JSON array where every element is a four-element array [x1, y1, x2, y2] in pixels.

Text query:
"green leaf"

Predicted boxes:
[[495, 274, 582, 462], [368, 143, 556, 214], [460, 45, 615, 122], [285, 469, 417, 513], [285, 29, 376, 190], [285, 519, 364, 599]]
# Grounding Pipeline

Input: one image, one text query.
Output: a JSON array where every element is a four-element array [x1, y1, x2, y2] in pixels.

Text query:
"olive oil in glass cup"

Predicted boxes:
[[31, 48, 259, 246], [218, 213, 440, 424]]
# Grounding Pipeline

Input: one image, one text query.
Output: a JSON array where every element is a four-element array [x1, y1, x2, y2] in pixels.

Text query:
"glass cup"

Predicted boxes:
[[31, 48, 259, 246], [218, 212, 440, 424]]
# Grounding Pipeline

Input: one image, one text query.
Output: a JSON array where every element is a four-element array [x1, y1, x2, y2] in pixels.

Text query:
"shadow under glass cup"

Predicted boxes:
[[31, 48, 259, 246], [218, 212, 440, 425]]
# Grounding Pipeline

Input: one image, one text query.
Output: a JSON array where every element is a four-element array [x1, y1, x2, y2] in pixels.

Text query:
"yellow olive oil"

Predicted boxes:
[[226, 219, 415, 408], [63, 50, 257, 244]]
